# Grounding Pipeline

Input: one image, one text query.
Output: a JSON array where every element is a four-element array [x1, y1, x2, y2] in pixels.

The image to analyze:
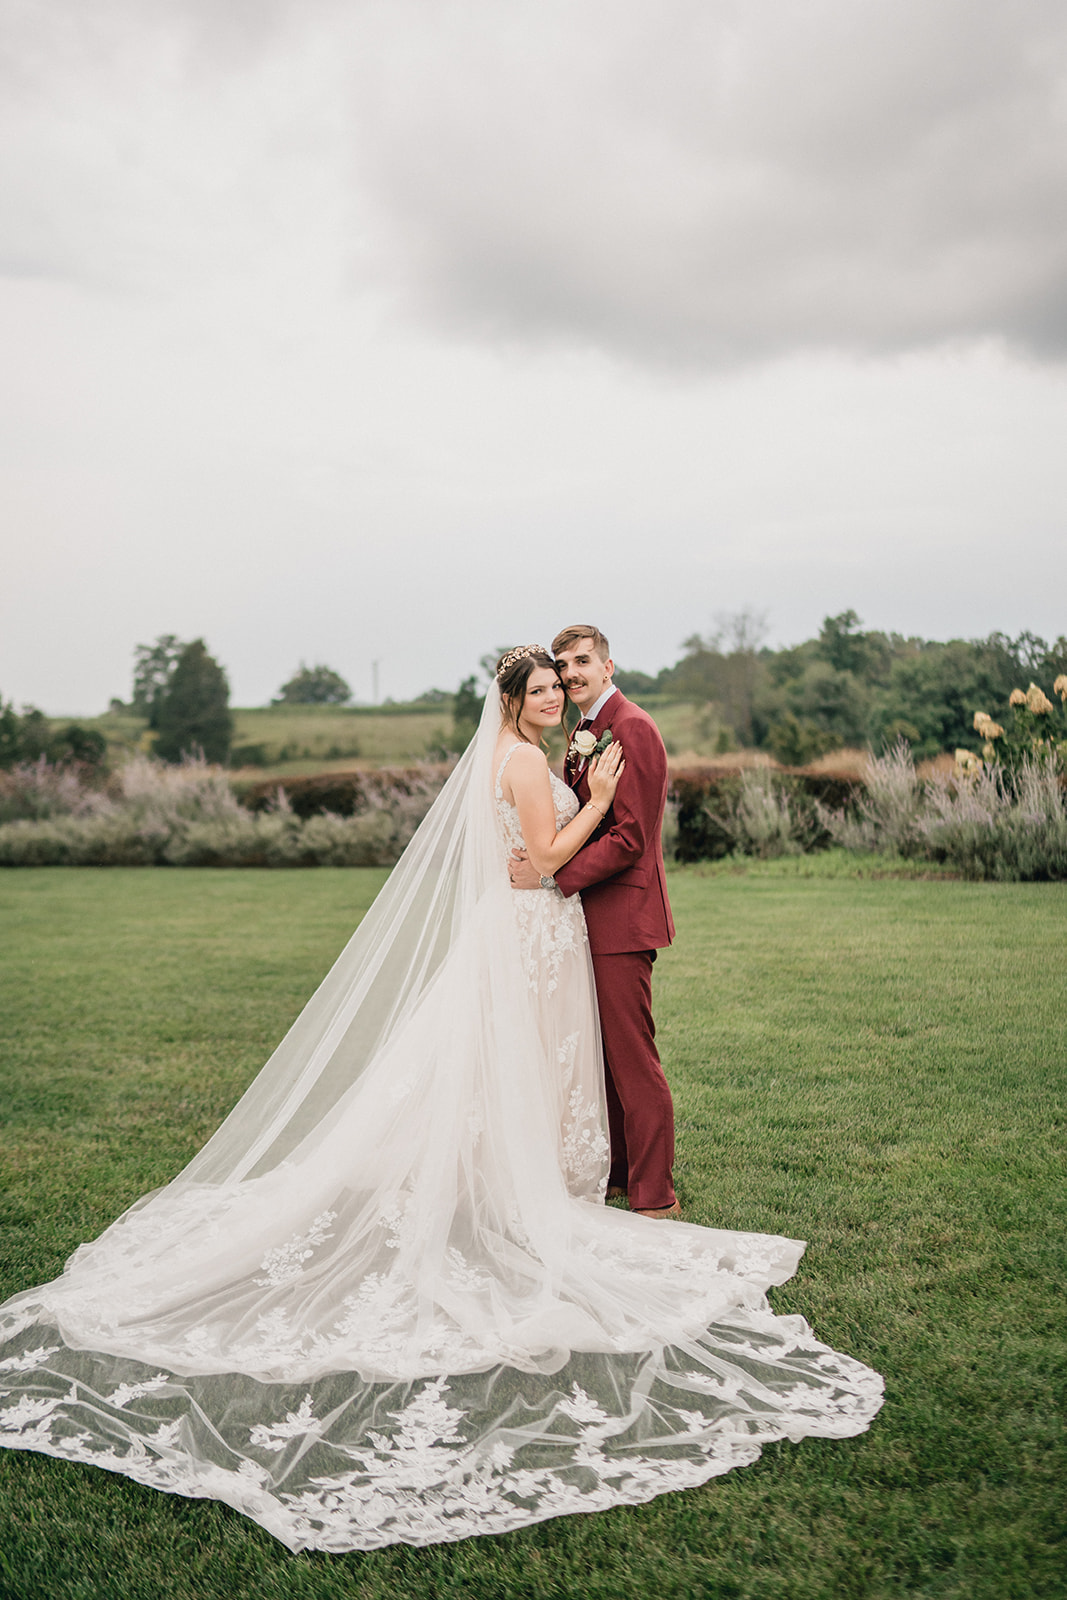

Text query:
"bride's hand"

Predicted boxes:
[[587, 742, 624, 813]]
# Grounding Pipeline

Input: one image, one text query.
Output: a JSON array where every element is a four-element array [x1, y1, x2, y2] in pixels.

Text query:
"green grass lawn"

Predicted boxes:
[[1, 866, 1064, 1600]]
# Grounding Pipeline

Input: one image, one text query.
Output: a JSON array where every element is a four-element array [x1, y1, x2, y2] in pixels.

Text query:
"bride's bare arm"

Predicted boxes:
[[502, 743, 624, 878]]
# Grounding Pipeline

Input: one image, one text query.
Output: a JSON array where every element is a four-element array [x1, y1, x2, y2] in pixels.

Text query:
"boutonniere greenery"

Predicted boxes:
[[568, 727, 613, 764]]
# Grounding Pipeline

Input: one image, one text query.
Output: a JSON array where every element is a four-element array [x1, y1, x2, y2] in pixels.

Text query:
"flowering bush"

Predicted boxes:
[[970, 676, 1067, 776]]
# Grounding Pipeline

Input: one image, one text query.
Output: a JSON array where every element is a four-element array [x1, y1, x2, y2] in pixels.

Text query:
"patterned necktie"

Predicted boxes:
[[567, 717, 592, 774]]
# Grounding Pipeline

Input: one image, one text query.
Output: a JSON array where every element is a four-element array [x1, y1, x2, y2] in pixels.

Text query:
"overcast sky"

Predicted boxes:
[[2, 0, 1066, 711]]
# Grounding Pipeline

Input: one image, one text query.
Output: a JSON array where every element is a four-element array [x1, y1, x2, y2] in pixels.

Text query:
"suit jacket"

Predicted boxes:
[[554, 690, 675, 955]]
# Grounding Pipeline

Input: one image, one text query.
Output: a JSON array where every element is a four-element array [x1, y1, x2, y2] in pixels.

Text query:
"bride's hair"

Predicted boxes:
[[496, 646, 560, 740]]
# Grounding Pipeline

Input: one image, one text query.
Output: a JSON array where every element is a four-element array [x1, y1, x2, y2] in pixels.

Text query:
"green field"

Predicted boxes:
[[82, 704, 454, 775], [229, 706, 453, 772], [80, 698, 736, 779], [1, 865, 1064, 1599]]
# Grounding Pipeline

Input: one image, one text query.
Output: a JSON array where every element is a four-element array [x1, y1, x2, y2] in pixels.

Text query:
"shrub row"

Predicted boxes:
[[815, 746, 1067, 881], [238, 766, 449, 818], [3, 751, 1064, 880], [0, 758, 448, 868], [668, 752, 1067, 880], [0, 808, 429, 869], [669, 767, 860, 862]]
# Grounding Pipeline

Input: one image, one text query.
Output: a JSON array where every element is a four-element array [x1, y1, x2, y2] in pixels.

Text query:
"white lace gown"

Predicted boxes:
[[494, 744, 609, 1201], [0, 712, 884, 1553]]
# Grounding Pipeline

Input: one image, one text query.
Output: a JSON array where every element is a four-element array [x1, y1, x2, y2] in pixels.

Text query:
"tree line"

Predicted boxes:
[[614, 610, 1067, 762], [3, 615, 1065, 773]]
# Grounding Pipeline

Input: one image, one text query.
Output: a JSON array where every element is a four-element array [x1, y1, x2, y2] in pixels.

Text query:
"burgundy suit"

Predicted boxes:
[[554, 691, 677, 1210]]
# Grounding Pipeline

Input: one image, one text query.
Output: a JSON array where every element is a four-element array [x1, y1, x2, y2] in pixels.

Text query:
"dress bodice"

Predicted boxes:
[[494, 744, 579, 862]]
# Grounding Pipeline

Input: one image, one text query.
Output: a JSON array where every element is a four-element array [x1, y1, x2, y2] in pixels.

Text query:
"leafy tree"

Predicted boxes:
[[613, 668, 660, 696], [660, 610, 769, 744], [765, 712, 842, 766], [0, 698, 107, 772], [47, 723, 108, 768], [11, 707, 51, 762], [816, 610, 867, 674], [274, 663, 352, 705], [154, 640, 233, 764], [867, 637, 1023, 758], [132, 635, 186, 728], [451, 675, 484, 751], [1035, 634, 1067, 684], [0, 698, 22, 768], [757, 660, 869, 749]]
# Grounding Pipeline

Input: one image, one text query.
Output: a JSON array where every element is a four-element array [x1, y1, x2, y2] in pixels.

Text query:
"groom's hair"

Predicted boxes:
[[551, 625, 610, 661]]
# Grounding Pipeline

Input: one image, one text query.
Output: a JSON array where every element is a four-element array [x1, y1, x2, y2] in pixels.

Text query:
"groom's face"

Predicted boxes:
[[555, 639, 614, 714]]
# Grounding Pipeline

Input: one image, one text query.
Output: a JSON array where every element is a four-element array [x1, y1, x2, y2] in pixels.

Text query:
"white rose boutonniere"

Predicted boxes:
[[568, 727, 613, 763]]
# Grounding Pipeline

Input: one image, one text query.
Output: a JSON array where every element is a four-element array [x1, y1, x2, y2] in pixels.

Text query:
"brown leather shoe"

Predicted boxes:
[[633, 1202, 682, 1219], [606, 1186, 627, 1200]]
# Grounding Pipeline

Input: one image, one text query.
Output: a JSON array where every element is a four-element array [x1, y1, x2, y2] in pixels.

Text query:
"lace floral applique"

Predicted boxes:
[[0, 1344, 59, 1374], [562, 1086, 610, 1186], [446, 1250, 490, 1292], [255, 1211, 337, 1287], [249, 1395, 323, 1453], [0, 1392, 70, 1448], [106, 1374, 170, 1408], [557, 1383, 610, 1426], [380, 1190, 417, 1252], [466, 1101, 485, 1141], [496, 764, 585, 996]]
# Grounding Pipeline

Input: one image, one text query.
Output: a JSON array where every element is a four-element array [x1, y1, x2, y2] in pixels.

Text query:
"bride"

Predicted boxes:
[[0, 646, 883, 1553]]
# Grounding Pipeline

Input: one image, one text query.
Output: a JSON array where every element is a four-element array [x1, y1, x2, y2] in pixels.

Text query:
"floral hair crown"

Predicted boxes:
[[496, 645, 549, 680]]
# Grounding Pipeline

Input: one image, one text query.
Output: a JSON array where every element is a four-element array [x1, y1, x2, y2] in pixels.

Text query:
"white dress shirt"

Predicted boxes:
[[580, 684, 619, 726]]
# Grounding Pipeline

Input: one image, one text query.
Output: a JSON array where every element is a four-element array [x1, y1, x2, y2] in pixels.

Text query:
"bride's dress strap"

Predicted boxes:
[[494, 742, 524, 799]]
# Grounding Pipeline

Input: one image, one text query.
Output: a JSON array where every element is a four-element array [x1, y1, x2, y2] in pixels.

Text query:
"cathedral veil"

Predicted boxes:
[[0, 681, 882, 1552], [182, 678, 517, 1187]]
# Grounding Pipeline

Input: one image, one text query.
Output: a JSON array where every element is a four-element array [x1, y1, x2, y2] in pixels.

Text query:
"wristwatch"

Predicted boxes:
[[539, 874, 557, 891]]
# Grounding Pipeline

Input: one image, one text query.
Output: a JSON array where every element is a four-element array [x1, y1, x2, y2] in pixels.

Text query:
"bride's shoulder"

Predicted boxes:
[[498, 740, 547, 772], [495, 740, 548, 799]]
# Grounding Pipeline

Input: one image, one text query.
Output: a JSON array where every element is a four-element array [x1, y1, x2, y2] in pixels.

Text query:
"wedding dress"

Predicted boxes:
[[0, 686, 883, 1552]]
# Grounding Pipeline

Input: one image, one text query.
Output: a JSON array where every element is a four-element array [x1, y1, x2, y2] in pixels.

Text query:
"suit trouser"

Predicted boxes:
[[591, 949, 676, 1211]]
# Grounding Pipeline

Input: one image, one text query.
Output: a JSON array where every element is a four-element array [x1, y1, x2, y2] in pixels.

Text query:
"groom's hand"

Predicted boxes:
[[508, 850, 541, 890]]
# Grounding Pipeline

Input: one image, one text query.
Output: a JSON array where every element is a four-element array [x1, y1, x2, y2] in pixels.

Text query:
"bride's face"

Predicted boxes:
[[517, 666, 565, 734]]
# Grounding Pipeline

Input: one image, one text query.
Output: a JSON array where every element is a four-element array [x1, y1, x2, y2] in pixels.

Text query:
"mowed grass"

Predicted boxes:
[[0, 866, 1064, 1600]]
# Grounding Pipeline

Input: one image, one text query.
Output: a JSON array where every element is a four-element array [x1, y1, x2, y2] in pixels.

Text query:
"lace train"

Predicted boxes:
[[1, 1251, 882, 1552]]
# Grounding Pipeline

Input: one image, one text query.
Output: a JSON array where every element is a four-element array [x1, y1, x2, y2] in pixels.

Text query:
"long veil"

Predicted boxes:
[[0, 685, 882, 1552]]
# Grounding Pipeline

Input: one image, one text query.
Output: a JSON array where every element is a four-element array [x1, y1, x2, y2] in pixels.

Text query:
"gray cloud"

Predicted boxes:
[[3, 0, 1065, 366], [343, 0, 1067, 365]]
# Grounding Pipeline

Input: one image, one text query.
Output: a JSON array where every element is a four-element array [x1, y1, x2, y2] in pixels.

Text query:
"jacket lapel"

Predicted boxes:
[[566, 691, 623, 791]]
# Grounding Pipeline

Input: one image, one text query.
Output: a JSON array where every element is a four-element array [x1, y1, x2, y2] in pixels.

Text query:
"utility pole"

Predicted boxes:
[[371, 660, 380, 705]]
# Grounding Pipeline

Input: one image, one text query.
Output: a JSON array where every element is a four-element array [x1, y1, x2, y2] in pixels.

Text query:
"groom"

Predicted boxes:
[[509, 625, 679, 1218]]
